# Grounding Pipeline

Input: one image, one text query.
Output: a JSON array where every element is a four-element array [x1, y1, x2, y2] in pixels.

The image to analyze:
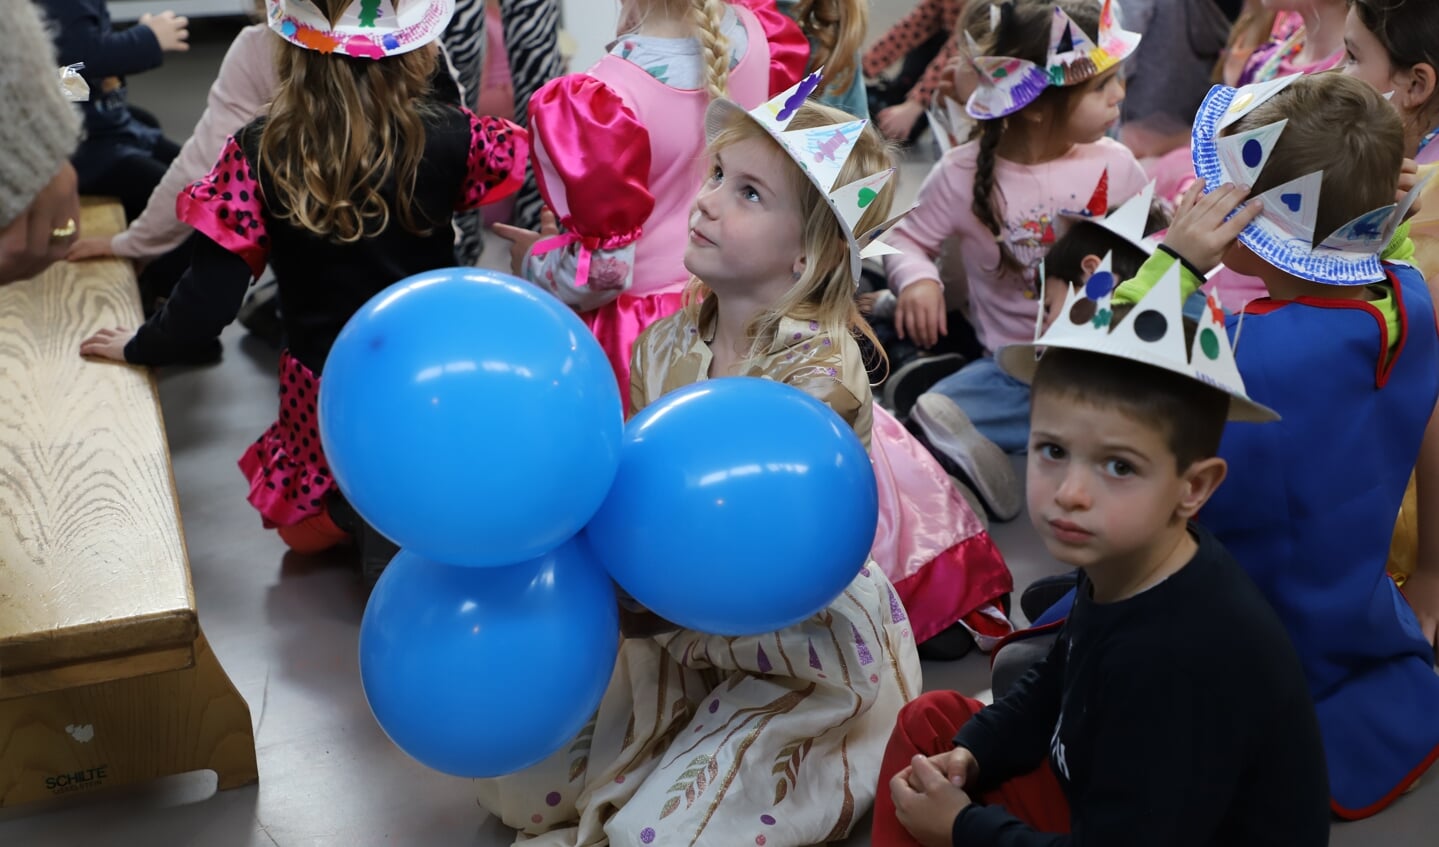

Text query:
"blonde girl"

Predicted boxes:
[[79, 0, 527, 565], [477, 86, 927, 847], [778, 0, 870, 116]]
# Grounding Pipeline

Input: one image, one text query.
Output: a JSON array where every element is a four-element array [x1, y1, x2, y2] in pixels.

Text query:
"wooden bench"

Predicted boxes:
[[0, 201, 256, 807]]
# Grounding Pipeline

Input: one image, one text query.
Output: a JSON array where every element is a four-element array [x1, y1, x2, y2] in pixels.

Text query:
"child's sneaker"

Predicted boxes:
[[911, 394, 1023, 521], [882, 352, 965, 418]]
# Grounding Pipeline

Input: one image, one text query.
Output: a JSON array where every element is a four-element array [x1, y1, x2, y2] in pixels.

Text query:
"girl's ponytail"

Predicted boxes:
[[971, 117, 1007, 245], [692, 0, 732, 101]]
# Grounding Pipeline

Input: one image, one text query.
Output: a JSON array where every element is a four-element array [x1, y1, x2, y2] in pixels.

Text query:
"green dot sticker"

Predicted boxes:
[[1200, 327, 1220, 360], [858, 188, 877, 208]]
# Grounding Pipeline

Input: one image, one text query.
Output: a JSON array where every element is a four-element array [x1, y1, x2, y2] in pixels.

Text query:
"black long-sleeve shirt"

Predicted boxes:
[[40, 0, 163, 81], [952, 524, 1331, 846]]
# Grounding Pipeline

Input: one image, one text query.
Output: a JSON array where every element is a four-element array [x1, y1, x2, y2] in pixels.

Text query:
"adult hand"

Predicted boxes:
[[878, 100, 925, 141], [79, 327, 136, 362], [894, 279, 948, 349], [492, 209, 559, 276], [1162, 180, 1262, 275], [67, 236, 117, 262], [140, 11, 190, 52], [891, 754, 974, 847], [0, 161, 81, 285]]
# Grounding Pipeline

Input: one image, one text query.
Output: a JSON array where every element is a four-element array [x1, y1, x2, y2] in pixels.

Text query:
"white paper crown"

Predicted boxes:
[[1058, 176, 1160, 254], [966, 0, 1140, 120], [1193, 73, 1429, 284], [999, 256, 1278, 422], [267, 0, 453, 59], [705, 71, 909, 283]]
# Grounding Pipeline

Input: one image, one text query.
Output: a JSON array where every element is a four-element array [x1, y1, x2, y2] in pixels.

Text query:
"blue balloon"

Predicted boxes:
[[359, 539, 619, 778], [319, 268, 623, 566], [585, 377, 877, 635]]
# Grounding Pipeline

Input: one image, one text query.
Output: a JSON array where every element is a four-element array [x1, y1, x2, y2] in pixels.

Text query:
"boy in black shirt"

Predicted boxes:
[[870, 256, 1331, 846]]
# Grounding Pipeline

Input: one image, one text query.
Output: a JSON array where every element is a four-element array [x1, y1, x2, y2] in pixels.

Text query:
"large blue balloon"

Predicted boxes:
[[319, 268, 622, 566], [585, 377, 878, 635], [359, 538, 619, 778]]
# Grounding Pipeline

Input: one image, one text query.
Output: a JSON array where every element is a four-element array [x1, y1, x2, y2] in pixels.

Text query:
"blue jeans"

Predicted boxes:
[[926, 357, 1032, 453]]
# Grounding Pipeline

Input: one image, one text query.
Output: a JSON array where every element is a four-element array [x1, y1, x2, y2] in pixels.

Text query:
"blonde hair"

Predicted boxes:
[[259, 0, 442, 243], [693, 0, 732, 100], [685, 101, 896, 376], [788, 0, 867, 98], [1228, 74, 1403, 246]]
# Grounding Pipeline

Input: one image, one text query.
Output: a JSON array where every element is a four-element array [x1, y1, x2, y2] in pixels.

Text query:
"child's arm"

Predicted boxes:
[[493, 75, 653, 312], [1114, 181, 1261, 307], [949, 635, 1066, 791], [883, 156, 968, 348], [43, 0, 174, 78], [1405, 400, 1439, 654]]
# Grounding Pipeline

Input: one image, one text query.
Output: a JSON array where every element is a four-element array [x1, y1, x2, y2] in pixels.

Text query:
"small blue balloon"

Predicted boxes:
[[585, 378, 877, 635], [359, 539, 619, 778], [319, 268, 623, 566]]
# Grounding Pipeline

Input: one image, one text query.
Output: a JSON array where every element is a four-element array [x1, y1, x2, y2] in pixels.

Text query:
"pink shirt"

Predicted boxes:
[[111, 24, 276, 259], [884, 137, 1147, 351]]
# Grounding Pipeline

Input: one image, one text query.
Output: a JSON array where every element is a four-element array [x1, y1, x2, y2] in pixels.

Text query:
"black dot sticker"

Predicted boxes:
[[1133, 310, 1168, 343], [1068, 299, 1097, 326]]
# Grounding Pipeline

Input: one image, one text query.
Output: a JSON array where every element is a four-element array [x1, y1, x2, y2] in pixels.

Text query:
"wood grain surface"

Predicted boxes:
[[0, 202, 195, 679]]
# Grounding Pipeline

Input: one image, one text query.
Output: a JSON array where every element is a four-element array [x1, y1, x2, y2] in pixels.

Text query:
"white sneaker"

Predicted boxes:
[[912, 394, 1023, 522]]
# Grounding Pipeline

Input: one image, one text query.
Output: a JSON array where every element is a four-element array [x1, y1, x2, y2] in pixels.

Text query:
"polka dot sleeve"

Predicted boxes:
[[176, 135, 270, 279], [458, 109, 529, 212]]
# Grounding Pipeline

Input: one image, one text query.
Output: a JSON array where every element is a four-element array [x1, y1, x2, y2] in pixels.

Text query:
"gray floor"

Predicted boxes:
[[4, 11, 1435, 847]]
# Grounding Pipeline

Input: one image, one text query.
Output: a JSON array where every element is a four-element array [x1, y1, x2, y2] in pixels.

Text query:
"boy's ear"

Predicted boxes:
[[1079, 254, 1104, 276], [1176, 456, 1227, 519]]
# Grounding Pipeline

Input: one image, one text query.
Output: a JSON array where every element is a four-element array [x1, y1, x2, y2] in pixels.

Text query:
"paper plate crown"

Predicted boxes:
[[267, 0, 454, 59], [705, 71, 909, 283], [966, 0, 1141, 120], [1058, 176, 1160, 255], [998, 256, 1278, 422], [1192, 74, 1427, 285]]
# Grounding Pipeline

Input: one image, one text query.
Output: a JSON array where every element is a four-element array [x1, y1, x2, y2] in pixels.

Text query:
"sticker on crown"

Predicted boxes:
[[830, 169, 897, 237], [1316, 203, 1397, 255], [1218, 74, 1303, 132], [1253, 171, 1322, 244], [1216, 119, 1287, 187]]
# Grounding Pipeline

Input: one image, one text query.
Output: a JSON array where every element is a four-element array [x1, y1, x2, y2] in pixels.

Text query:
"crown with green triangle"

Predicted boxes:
[[998, 255, 1278, 422], [705, 70, 911, 283]]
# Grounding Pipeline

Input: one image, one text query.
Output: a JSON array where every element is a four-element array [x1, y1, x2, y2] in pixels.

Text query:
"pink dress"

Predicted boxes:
[[523, 0, 808, 396]]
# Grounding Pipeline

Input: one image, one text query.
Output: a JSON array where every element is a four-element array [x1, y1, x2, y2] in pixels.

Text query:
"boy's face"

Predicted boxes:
[[684, 137, 805, 292], [1026, 390, 1202, 573]]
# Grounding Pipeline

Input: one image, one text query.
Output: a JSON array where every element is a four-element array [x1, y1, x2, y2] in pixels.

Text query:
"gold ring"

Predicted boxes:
[[51, 219, 77, 240]]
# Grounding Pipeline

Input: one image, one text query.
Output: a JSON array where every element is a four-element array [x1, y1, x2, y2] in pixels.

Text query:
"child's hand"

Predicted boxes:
[[79, 327, 135, 362], [895, 279, 947, 349], [890, 753, 974, 847], [140, 12, 190, 53], [1399, 157, 1423, 221], [1162, 180, 1262, 275], [492, 209, 559, 277], [929, 746, 980, 788], [1402, 569, 1439, 658], [878, 100, 925, 142], [67, 237, 116, 262]]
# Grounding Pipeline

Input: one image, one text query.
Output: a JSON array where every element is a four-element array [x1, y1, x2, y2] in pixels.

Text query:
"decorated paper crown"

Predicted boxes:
[[1057, 175, 1160, 255], [705, 71, 909, 283], [267, 0, 454, 59], [966, 0, 1141, 120], [998, 255, 1278, 422], [1192, 74, 1428, 285]]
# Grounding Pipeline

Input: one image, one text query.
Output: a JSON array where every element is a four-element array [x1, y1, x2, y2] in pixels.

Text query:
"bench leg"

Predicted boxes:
[[0, 628, 258, 807]]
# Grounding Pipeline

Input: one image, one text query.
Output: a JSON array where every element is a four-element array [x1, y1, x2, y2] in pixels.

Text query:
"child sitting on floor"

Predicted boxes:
[[872, 254, 1331, 845]]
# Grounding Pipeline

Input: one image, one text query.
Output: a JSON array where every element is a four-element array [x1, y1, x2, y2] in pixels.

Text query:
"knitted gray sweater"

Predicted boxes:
[[1, 0, 82, 229]]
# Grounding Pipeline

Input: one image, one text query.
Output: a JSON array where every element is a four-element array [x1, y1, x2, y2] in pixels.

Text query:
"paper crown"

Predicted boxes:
[[998, 256, 1278, 422], [966, 0, 1141, 120], [704, 71, 909, 283], [1192, 74, 1428, 285], [267, 0, 454, 59], [1058, 176, 1160, 255]]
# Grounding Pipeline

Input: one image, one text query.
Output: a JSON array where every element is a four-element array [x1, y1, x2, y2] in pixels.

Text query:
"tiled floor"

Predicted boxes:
[[3, 9, 1435, 846]]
